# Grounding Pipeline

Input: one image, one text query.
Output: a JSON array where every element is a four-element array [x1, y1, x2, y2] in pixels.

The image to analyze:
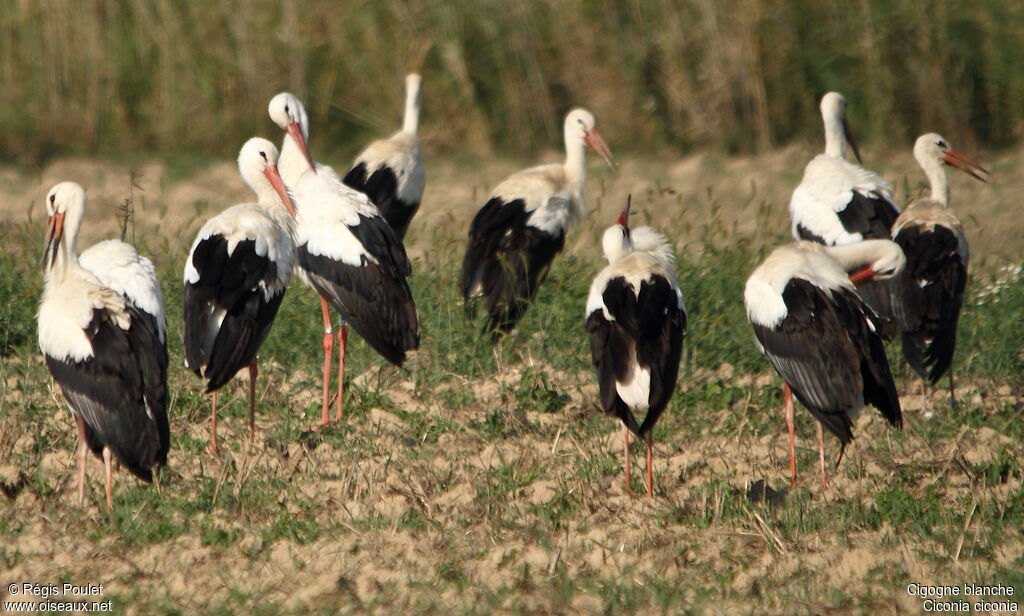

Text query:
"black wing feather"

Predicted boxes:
[[45, 306, 169, 481], [298, 225, 419, 366], [343, 163, 419, 240], [183, 236, 286, 391], [752, 279, 901, 444], [587, 275, 686, 438], [460, 198, 565, 336], [892, 225, 967, 383]]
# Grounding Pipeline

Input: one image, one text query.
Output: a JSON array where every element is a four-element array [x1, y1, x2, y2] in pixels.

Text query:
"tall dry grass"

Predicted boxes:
[[1, 0, 1021, 164]]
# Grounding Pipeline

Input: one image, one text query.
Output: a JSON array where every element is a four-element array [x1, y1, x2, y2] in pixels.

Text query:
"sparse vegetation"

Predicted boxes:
[[1, 156, 1021, 613]]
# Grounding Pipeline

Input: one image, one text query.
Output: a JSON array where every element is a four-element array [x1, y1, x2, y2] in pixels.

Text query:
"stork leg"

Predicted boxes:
[[920, 378, 931, 418], [248, 361, 258, 443], [645, 431, 654, 498], [334, 323, 348, 422], [102, 446, 114, 509], [784, 384, 797, 489], [623, 423, 632, 495], [948, 371, 959, 411], [319, 297, 334, 426], [209, 389, 220, 456], [817, 421, 828, 490], [75, 415, 88, 505]]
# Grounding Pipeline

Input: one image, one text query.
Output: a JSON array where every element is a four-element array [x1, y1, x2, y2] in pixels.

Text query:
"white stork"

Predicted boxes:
[[744, 239, 906, 488], [342, 73, 425, 240], [38, 181, 169, 508], [586, 198, 686, 497], [891, 133, 989, 412], [789, 92, 901, 322], [183, 138, 297, 454], [268, 92, 419, 427], [461, 108, 614, 336]]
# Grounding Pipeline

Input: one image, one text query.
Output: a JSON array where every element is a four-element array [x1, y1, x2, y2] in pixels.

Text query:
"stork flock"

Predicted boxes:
[[36, 82, 989, 506]]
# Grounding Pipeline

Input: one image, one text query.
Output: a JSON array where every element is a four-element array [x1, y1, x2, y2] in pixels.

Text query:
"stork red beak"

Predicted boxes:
[[286, 120, 317, 174], [617, 195, 632, 232], [584, 128, 616, 169], [842, 117, 863, 165], [264, 164, 297, 216], [848, 265, 875, 287], [41, 212, 65, 272], [943, 148, 990, 182]]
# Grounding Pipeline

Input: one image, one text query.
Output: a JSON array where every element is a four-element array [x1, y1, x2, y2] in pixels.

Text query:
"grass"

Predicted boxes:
[[2, 1, 1024, 166], [1, 161, 1023, 614]]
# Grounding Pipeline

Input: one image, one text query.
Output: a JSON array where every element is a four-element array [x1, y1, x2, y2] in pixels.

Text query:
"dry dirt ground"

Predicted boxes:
[[1, 146, 1022, 614]]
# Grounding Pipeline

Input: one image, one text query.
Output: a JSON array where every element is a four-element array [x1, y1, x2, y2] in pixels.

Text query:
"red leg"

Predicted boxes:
[[75, 415, 88, 505], [817, 421, 828, 489], [102, 446, 114, 509], [784, 383, 796, 489], [623, 423, 632, 495], [209, 389, 220, 455], [320, 298, 334, 426], [334, 325, 348, 422], [645, 431, 654, 498], [248, 361, 258, 443]]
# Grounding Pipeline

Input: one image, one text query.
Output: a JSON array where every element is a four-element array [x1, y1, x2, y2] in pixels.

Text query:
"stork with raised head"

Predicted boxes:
[[38, 182, 169, 508], [789, 92, 901, 322], [461, 108, 614, 337], [744, 239, 906, 488], [586, 198, 686, 497], [268, 92, 419, 427], [343, 73, 425, 240], [891, 133, 989, 413], [183, 138, 297, 454]]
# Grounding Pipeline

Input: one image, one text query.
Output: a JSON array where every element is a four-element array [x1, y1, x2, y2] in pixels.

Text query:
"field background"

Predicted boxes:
[[1, 1, 1023, 614]]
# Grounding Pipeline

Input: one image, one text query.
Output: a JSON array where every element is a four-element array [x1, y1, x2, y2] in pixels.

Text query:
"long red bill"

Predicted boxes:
[[264, 164, 297, 216], [848, 265, 875, 287], [617, 195, 631, 230], [842, 117, 863, 165], [943, 148, 990, 182], [41, 212, 65, 272], [584, 128, 616, 169], [286, 121, 317, 174]]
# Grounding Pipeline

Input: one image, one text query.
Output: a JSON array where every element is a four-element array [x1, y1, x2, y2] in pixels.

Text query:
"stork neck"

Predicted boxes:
[[822, 240, 896, 272], [279, 132, 312, 185], [402, 82, 420, 135], [922, 157, 951, 206], [564, 133, 587, 191], [822, 112, 847, 159]]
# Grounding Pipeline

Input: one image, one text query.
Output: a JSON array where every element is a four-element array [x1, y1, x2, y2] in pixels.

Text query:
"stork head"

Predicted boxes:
[[268, 92, 315, 172], [565, 108, 615, 169], [914, 133, 990, 183], [847, 240, 906, 286], [820, 91, 862, 164], [602, 196, 634, 263], [41, 181, 86, 273], [238, 138, 297, 216]]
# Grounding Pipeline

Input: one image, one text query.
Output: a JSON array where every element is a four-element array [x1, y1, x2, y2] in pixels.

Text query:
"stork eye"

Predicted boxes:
[[259, 150, 268, 161], [284, 104, 290, 114], [49, 194, 56, 205]]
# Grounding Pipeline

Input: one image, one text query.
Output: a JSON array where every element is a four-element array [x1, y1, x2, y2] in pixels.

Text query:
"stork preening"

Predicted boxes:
[[586, 198, 686, 497], [789, 92, 901, 323], [745, 240, 905, 488], [269, 92, 419, 427], [343, 73, 425, 240], [38, 182, 169, 507], [183, 138, 297, 454], [891, 133, 989, 413], [461, 108, 614, 337]]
